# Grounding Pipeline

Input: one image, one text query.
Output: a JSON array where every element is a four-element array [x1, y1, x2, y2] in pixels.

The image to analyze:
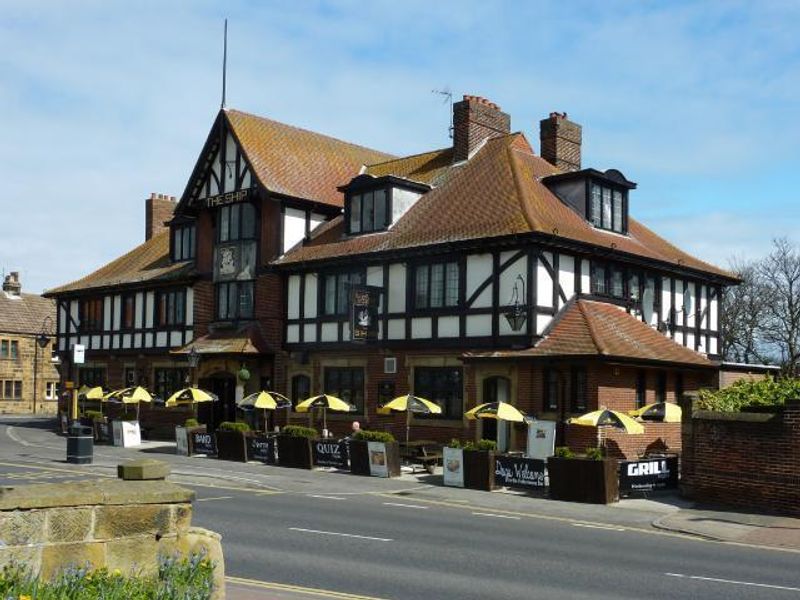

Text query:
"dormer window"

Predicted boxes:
[[172, 224, 196, 262], [590, 183, 624, 233], [349, 189, 389, 234], [341, 174, 430, 236]]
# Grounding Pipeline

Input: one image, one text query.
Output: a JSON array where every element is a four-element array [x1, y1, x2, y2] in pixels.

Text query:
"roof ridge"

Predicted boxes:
[[506, 139, 542, 232], [225, 108, 395, 159], [366, 146, 452, 168], [578, 300, 607, 355]]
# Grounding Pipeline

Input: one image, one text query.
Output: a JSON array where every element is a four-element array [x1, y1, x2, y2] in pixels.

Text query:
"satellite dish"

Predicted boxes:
[[642, 288, 654, 324], [683, 288, 693, 315]]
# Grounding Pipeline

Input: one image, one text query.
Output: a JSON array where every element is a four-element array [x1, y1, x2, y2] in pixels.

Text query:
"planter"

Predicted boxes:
[[548, 457, 619, 504], [463, 449, 496, 491], [175, 425, 208, 456], [348, 440, 401, 478], [277, 435, 314, 469], [215, 430, 253, 462]]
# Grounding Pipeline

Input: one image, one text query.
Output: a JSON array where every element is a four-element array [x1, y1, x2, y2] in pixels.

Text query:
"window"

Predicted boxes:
[[610, 268, 624, 298], [78, 367, 105, 388], [13, 381, 21, 399], [591, 264, 625, 298], [45, 381, 58, 400], [154, 368, 188, 402], [216, 281, 254, 320], [629, 273, 640, 301], [570, 368, 587, 412], [414, 261, 459, 309], [0, 381, 22, 400], [636, 371, 647, 408], [10, 341, 18, 359], [590, 183, 624, 233], [321, 270, 365, 316], [590, 264, 606, 295], [0, 340, 7, 359], [217, 203, 256, 242], [291, 374, 311, 406], [413, 367, 463, 419], [122, 295, 135, 330], [348, 189, 389, 234], [172, 224, 196, 261], [544, 369, 558, 411], [674, 372, 684, 403], [323, 367, 365, 414], [79, 298, 103, 332], [156, 289, 186, 327], [656, 372, 667, 404]]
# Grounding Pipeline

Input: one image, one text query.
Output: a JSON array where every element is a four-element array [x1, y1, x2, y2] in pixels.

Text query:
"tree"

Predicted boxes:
[[720, 258, 770, 364]]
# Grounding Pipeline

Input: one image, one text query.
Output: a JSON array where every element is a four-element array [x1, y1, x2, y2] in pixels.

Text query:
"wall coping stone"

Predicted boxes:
[[117, 458, 171, 481], [693, 410, 781, 423]]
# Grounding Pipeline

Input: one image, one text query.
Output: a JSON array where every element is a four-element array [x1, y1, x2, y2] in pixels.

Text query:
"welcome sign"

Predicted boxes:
[[618, 456, 678, 493], [494, 455, 546, 490]]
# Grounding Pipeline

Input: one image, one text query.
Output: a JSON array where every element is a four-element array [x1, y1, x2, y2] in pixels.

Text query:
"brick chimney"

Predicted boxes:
[[540, 112, 582, 172], [453, 95, 511, 163], [145, 193, 177, 241], [2, 272, 21, 295]]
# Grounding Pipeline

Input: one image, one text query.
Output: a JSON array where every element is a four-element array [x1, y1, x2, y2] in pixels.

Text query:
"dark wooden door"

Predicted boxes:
[[198, 375, 236, 431]]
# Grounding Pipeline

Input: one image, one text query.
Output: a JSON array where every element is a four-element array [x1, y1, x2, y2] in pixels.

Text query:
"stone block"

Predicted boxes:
[[101, 480, 194, 505], [93, 504, 172, 540], [40, 541, 106, 580], [105, 534, 159, 577], [181, 527, 225, 600], [117, 459, 171, 481], [0, 481, 104, 511], [172, 503, 193, 532], [46, 507, 93, 543], [0, 509, 46, 546], [0, 544, 42, 575]]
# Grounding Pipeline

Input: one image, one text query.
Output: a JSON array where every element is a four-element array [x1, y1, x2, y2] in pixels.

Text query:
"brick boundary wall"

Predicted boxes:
[[680, 396, 800, 517], [564, 422, 681, 460]]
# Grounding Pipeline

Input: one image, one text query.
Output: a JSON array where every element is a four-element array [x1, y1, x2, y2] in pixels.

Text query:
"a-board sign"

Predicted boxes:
[[494, 455, 546, 490], [618, 456, 678, 493], [249, 435, 276, 464], [443, 446, 464, 488], [192, 431, 217, 455], [313, 440, 349, 469]]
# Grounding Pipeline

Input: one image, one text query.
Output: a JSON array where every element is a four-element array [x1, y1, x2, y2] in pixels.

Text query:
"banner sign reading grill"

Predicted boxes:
[[313, 440, 349, 469], [494, 455, 546, 489], [192, 431, 217, 456], [249, 435, 276, 464], [618, 456, 679, 493], [350, 285, 381, 343]]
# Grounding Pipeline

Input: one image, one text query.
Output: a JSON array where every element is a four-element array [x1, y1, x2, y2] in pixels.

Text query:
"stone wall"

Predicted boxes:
[[680, 397, 800, 517], [0, 476, 224, 597]]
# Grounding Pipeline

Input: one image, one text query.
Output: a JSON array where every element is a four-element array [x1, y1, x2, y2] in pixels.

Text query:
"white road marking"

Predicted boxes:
[[196, 496, 233, 502], [382, 502, 429, 510], [289, 527, 393, 542], [665, 572, 800, 592], [307, 494, 346, 500], [472, 512, 521, 520], [572, 523, 626, 531], [6, 427, 31, 447]]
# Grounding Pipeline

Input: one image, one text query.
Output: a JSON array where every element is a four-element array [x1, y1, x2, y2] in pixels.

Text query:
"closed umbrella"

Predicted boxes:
[[465, 401, 526, 423], [378, 394, 442, 446], [237, 391, 291, 431], [569, 409, 644, 434], [296, 395, 355, 433], [629, 402, 682, 423]]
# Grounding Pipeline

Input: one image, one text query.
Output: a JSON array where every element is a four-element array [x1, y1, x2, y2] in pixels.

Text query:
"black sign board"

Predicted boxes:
[[192, 431, 217, 455], [350, 285, 381, 343], [95, 422, 110, 443], [495, 455, 546, 489], [248, 435, 276, 464], [618, 456, 679, 493], [313, 440, 349, 469]]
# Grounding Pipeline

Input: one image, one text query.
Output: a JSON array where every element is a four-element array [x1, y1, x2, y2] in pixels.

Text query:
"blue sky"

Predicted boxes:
[[1, 1, 798, 293]]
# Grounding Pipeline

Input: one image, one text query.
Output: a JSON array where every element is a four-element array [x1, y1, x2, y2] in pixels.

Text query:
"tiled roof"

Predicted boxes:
[[465, 299, 713, 367], [0, 291, 55, 335], [172, 323, 272, 356], [276, 133, 734, 280], [226, 109, 395, 207], [45, 232, 192, 295], [365, 147, 455, 187]]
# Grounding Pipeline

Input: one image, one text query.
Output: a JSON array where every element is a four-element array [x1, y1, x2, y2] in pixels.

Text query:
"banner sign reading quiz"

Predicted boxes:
[[313, 440, 349, 469]]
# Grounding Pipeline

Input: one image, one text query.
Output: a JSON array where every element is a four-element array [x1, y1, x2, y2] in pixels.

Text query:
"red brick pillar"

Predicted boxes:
[[679, 392, 697, 498]]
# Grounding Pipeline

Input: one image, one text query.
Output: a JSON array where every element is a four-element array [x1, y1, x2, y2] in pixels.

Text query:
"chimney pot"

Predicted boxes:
[[2, 271, 21, 295], [540, 111, 582, 172]]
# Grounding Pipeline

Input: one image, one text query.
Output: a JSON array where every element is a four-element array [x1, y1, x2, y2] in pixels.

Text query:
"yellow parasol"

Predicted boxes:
[[568, 409, 644, 434], [296, 395, 356, 433], [237, 391, 291, 431], [629, 402, 682, 423], [378, 394, 442, 446], [465, 401, 526, 423]]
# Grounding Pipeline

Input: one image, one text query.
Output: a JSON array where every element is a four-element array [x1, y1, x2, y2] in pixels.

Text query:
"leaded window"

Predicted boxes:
[[413, 367, 463, 419], [414, 261, 459, 309], [323, 367, 365, 413]]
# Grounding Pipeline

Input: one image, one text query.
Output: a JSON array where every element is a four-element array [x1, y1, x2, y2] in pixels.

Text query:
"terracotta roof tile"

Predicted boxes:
[[172, 323, 272, 355], [226, 109, 394, 207], [0, 292, 55, 335], [45, 232, 192, 295], [466, 299, 713, 367], [365, 147, 455, 186]]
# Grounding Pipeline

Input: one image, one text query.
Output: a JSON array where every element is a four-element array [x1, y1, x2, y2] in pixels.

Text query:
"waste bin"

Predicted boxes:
[[67, 424, 93, 464]]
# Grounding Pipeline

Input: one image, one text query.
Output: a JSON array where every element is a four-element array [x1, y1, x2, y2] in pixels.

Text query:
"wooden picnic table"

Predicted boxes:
[[400, 440, 443, 473]]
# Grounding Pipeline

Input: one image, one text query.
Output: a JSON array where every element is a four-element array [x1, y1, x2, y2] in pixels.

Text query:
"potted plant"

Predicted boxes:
[[277, 425, 317, 469], [215, 421, 253, 462], [175, 418, 208, 456], [547, 446, 619, 504], [462, 439, 497, 491], [348, 430, 401, 478]]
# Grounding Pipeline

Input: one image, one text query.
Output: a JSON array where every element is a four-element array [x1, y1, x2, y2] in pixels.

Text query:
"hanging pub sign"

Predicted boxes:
[[618, 455, 679, 494], [494, 455, 546, 490], [248, 435, 276, 464], [313, 440, 349, 469], [192, 430, 217, 455], [350, 285, 381, 343]]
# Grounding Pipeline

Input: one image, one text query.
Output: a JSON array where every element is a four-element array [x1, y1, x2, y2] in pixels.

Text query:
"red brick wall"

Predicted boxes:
[[681, 398, 800, 517], [563, 422, 681, 460]]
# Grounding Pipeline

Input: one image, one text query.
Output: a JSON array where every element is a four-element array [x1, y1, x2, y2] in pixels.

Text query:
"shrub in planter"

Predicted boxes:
[[349, 430, 400, 477], [185, 418, 200, 428], [548, 447, 619, 504], [215, 421, 253, 462], [462, 439, 497, 491], [277, 425, 318, 469]]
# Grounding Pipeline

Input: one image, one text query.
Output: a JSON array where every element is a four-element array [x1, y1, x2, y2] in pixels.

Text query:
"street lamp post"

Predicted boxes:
[[32, 316, 53, 415]]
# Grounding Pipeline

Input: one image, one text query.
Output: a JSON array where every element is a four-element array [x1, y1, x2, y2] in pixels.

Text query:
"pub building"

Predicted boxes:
[[46, 95, 736, 455]]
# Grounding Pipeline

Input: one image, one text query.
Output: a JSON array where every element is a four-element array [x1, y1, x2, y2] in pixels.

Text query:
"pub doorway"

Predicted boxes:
[[481, 376, 511, 452], [198, 373, 236, 431]]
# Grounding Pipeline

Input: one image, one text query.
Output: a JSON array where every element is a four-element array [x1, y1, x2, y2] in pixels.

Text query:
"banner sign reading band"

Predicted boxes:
[[618, 456, 679, 493], [313, 440, 349, 469], [192, 431, 217, 455], [248, 435, 276, 464], [494, 455, 546, 489], [350, 285, 381, 342]]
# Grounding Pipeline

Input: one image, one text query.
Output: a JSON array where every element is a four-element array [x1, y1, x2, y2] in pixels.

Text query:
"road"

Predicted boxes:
[[1, 416, 798, 599]]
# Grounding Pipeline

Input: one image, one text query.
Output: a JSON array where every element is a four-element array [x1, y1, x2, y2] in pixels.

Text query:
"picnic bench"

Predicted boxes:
[[400, 440, 443, 474]]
